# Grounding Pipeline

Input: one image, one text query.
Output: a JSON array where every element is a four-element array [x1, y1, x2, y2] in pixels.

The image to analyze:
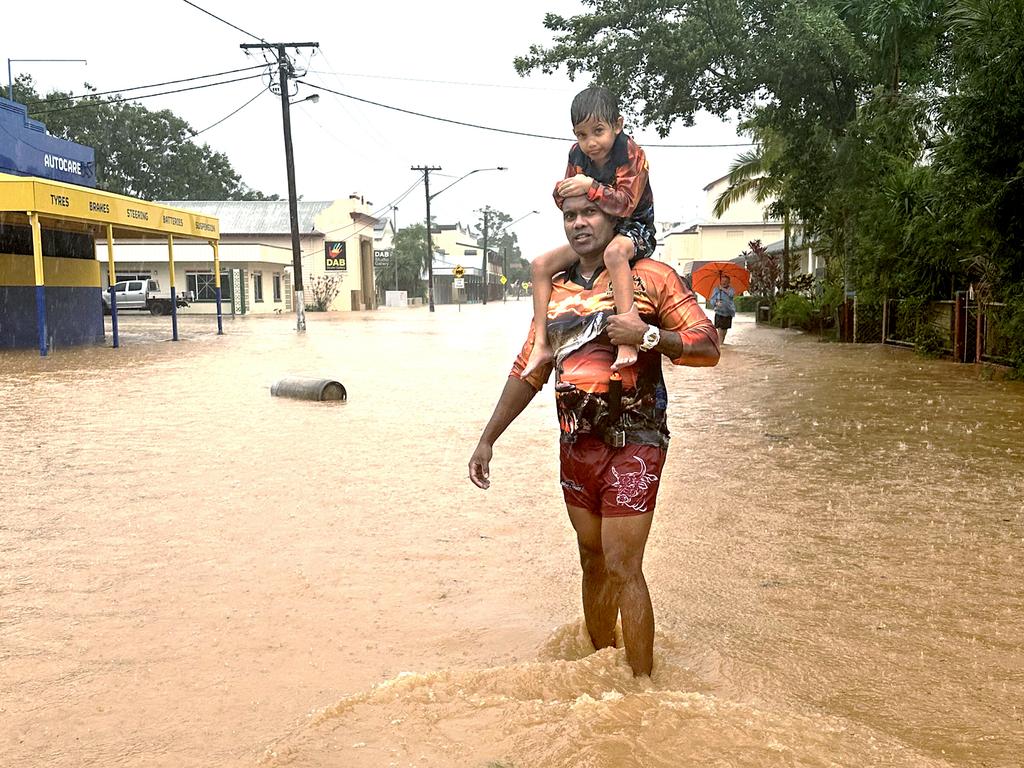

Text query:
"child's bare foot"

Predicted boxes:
[[611, 344, 638, 371], [522, 341, 554, 378]]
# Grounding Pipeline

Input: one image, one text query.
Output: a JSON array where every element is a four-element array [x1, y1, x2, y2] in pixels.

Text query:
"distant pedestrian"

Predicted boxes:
[[711, 275, 736, 344]]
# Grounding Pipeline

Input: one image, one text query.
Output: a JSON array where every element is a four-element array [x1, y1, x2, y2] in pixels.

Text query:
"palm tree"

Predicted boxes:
[[712, 139, 794, 290]]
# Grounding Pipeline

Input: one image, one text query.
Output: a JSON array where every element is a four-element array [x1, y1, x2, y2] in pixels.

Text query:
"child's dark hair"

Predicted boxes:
[[570, 86, 621, 127]]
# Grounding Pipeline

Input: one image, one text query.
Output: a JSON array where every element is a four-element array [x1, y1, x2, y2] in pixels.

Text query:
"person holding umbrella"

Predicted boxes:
[[690, 261, 749, 345], [710, 275, 737, 344]]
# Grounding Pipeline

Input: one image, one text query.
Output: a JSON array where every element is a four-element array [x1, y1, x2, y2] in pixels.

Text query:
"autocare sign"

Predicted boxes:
[[325, 241, 347, 270], [0, 98, 97, 188]]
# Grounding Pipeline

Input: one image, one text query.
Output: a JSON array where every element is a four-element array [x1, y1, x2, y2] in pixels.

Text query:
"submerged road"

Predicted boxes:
[[1, 303, 1022, 767]]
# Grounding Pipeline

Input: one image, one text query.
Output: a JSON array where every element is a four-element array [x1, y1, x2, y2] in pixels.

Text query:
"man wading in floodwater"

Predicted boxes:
[[468, 193, 720, 676]]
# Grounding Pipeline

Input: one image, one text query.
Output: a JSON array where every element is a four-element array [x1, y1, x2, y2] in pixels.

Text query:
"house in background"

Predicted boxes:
[[97, 195, 380, 314], [429, 222, 497, 304], [658, 172, 784, 280], [764, 230, 821, 279]]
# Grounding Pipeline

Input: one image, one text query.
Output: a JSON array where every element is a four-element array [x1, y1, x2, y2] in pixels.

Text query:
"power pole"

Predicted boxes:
[[241, 40, 319, 332], [481, 206, 490, 305], [411, 165, 441, 312]]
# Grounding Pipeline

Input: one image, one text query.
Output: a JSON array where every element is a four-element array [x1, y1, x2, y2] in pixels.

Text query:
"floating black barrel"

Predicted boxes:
[[270, 377, 347, 401]]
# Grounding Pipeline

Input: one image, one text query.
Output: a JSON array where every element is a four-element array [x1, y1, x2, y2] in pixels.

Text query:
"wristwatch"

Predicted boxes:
[[640, 324, 661, 352]]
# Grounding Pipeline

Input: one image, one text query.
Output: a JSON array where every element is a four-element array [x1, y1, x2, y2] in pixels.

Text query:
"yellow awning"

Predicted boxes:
[[0, 173, 219, 240]]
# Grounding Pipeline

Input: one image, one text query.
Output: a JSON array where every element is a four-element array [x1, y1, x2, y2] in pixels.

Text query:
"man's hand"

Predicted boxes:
[[556, 174, 594, 198], [468, 441, 493, 490], [606, 305, 647, 347]]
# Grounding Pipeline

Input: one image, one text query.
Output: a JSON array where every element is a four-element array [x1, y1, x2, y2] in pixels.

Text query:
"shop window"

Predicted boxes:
[[186, 271, 232, 302]]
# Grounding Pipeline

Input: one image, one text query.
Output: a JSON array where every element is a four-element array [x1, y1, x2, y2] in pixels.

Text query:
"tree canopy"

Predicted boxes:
[[520, 0, 1024, 296], [376, 224, 428, 299], [516, 0, 1024, 371], [6, 76, 274, 201]]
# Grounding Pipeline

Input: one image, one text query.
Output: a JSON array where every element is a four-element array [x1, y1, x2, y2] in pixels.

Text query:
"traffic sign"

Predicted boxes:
[[499, 274, 507, 285], [453, 265, 465, 278], [522, 281, 530, 290], [453, 278, 465, 288]]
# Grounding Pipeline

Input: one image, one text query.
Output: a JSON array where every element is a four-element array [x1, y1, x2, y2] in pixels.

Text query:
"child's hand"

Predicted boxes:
[[557, 174, 594, 198]]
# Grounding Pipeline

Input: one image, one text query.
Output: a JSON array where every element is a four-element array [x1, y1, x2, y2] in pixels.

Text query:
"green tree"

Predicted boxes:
[[470, 207, 525, 285], [375, 224, 427, 299], [6, 75, 274, 201]]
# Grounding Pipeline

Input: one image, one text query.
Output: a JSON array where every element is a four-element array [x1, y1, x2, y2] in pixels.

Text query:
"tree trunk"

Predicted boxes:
[[782, 209, 791, 291]]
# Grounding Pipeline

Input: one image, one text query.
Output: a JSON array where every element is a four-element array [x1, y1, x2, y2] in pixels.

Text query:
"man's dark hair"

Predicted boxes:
[[570, 86, 621, 128]]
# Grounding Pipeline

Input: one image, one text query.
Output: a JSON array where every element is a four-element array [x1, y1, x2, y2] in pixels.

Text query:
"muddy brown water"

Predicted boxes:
[[1, 304, 1022, 767]]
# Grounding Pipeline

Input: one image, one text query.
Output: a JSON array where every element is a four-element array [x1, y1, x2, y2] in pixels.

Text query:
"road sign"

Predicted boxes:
[[499, 274, 507, 285], [522, 281, 530, 290], [453, 265, 465, 278], [453, 278, 465, 288]]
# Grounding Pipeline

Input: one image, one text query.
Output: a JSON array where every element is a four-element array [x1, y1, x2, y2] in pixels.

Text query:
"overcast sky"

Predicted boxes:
[[5, 0, 750, 258]]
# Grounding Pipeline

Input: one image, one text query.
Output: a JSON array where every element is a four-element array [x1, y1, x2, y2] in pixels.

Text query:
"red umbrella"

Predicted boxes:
[[690, 261, 750, 299]]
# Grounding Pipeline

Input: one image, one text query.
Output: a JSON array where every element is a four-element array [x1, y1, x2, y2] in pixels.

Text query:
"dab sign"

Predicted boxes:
[[325, 241, 347, 270], [453, 264, 465, 278]]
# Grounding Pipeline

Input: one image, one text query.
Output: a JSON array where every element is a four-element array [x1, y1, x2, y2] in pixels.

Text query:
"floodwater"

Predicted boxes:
[[1, 303, 1022, 768]]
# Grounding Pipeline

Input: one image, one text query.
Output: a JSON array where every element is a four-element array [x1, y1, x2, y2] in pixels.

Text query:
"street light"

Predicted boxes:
[[411, 165, 507, 312], [290, 93, 319, 105], [6, 58, 86, 101]]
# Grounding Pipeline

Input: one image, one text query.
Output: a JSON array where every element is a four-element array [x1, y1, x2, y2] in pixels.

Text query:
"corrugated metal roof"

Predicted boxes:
[[159, 200, 334, 235]]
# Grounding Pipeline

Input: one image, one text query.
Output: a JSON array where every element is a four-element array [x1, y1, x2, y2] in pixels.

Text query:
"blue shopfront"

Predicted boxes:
[[0, 96, 221, 355]]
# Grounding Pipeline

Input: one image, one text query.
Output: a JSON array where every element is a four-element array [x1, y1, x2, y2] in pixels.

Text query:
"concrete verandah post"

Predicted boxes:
[[28, 211, 47, 356]]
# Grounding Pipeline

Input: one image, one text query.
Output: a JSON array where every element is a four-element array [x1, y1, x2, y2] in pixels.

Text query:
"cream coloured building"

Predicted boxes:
[[97, 196, 381, 314], [96, 240, 293, 315], [659, 173, 784, 278]]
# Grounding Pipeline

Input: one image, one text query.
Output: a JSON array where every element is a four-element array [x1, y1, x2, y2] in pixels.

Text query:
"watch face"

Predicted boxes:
[[642, 326, 659, 350]]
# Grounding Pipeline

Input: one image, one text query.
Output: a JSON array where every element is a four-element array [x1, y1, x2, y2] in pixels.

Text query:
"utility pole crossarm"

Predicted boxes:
[[239, 42, 320, 49]]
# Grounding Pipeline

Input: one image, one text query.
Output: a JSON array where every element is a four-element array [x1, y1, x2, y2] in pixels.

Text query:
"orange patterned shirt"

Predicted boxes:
[[511, 257, 718, 447]]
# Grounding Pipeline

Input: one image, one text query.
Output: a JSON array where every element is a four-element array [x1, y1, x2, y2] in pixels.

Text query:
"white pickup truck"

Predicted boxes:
[[102, 279, 191, 316]]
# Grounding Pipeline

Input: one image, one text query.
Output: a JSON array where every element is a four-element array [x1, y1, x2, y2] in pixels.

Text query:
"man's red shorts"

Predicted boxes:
[[559, 434, 667, 517]]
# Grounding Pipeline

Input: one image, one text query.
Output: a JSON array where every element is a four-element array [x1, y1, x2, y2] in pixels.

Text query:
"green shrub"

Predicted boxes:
[[734, 294, 759, 312], [772, 293, 813, 329], [1004, 295, 1024, 379], [914, 321, 946, 358]]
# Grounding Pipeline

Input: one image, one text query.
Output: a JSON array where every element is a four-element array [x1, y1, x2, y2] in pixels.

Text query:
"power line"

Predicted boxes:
[[294, 177, 424, 262], [191, 86, 267, 138], [25, 64, 269, 106], [180, 0, 266, 42], [295, 80, 753, 148], [31, 73, 268, 116], [305, 68, 570, 92]]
